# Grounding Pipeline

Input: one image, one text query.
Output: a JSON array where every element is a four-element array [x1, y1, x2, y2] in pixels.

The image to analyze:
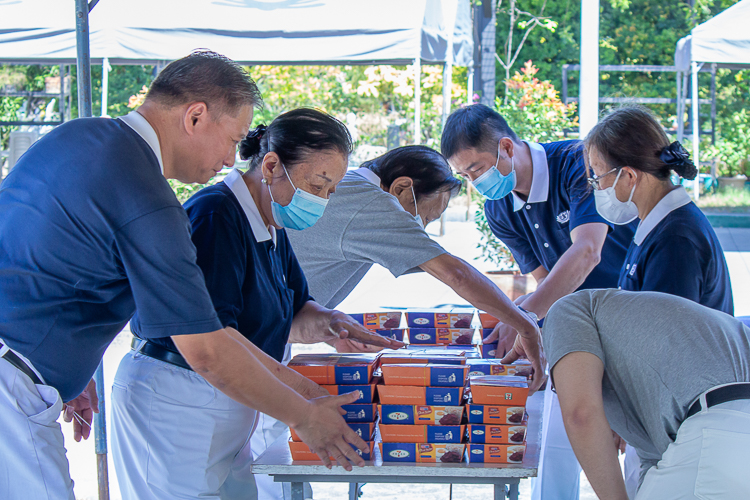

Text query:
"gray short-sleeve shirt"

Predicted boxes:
[[543, 289, 750, 472], [287, 169, 446, 308]]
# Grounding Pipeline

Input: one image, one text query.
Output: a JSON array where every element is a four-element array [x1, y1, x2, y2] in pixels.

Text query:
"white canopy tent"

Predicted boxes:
[[0, 0, 473, 142], [675, 0, 750, 198]]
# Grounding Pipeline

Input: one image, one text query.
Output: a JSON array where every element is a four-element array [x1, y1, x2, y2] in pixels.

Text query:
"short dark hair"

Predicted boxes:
[[363, 146, 462, 201], [146, 50, 263, 117], [441, 104, 520, 159], [239, 108, 352, 170], [584, 106, 698, 180]]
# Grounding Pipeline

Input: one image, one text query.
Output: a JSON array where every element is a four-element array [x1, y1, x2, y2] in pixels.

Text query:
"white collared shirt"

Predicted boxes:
[[511, 141, 550, 212], [633, 186, 692, 246], [223, 168, 277, 246], [353, 166, 381, 186], [119, 111, 164, 175]]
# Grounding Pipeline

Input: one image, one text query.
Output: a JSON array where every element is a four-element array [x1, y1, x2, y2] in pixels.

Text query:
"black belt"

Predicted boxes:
[[0, 344, 43, 385], [131, 337, 192, 371], [686, 383, 750, 419]]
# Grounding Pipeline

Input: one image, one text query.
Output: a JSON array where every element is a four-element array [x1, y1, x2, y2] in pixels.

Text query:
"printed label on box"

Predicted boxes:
[[467, 405, 527, 424], [342, 404, 376, 422]]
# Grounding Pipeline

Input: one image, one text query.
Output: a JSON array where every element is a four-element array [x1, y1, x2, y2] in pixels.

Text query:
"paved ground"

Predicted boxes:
[[65, 209, 750, 499]]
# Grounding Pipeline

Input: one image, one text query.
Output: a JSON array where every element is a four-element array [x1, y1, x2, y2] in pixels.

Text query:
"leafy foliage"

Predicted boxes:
[[703, 109, 750, 177]]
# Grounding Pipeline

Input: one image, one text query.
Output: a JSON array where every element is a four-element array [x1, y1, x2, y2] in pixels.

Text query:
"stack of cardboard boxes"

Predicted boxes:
[[465, 373, 530, 464], [287, 352, 381, 461], [285, 309, 533, 465], [377, 348, 469, 463]]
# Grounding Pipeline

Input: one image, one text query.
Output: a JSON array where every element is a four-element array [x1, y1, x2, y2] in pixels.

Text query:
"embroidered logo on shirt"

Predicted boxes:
[[629, 264, 637, 276], [556, 210, 570, 224]]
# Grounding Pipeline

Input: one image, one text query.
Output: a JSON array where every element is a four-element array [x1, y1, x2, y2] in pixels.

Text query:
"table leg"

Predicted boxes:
[[348, 482, 360, 500], [494, 483, 507, 500], [291, 481, 305, 500], [508, 481, 519, 500]]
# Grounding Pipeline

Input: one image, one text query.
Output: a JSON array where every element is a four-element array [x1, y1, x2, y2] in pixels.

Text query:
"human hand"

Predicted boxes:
[[291, 391, 369, 470], [63, 378, 98, 442], [500, 319, 547, 394], [483, 322, 518, 359], [329, 312, 405, 350], [330, 338, 386, 353]]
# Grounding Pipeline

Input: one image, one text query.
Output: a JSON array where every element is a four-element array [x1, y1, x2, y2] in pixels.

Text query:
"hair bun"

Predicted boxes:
[[660, 141, 698, 180], [239, 124, 267, 160]]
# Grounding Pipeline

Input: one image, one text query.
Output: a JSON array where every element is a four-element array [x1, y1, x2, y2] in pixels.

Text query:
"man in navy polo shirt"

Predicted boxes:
[[0, 51, 368, 500], [442, 104, 636, 500]]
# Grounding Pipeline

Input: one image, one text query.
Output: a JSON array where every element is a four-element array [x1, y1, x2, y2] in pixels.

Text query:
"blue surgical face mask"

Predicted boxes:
[[472, 142, 517, 200], [268, 165, 328, 230]]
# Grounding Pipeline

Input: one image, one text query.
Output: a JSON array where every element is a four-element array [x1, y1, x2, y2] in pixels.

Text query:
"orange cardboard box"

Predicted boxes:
[[467, 404, 527, 424], [381, 364, 468, 387], [467, 424, 527, 444], [466, 359, 533, 378], [379, 405, 465, 425], [288, 353, 379, 385], [377, 385, 464, 405], [320, 383, 378, 403], [469, 376, 529, 406], [478, 311, 500, 329], [468, 444, 525, 464], [379, 349, 467, 365], [380, 442, 465, 463], [406, 310, 474, 329], [349, 312, 402, 330], [379, 424, 465, 443], [289, 440, 374, 461], [291, 422, 376, 442]]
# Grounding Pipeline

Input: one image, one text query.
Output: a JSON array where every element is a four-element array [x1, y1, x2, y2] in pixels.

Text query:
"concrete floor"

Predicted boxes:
[[64, 214, 750, 500]]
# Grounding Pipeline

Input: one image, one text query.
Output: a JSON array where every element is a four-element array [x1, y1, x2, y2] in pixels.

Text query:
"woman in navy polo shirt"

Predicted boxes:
[[585, 106, 733, 315], [111, 109, 402, 500], [585, 106, 733, 498]]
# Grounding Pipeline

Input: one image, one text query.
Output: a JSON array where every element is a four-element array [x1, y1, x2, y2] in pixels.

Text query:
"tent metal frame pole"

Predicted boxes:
[[414, 57, 421, 144], [579, 0, 600, 138], [441, 0, 458, 132], [676, 71, 683, 142], [691, 61, 702, 201], [75, 1, 110, 499], [101, 57, 111, 117]]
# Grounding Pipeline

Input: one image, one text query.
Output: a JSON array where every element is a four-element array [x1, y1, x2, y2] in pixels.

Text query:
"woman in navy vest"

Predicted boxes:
[[584, 106, 733, 498], [111, 109, 402, 500], [585, 106, 733, 315]]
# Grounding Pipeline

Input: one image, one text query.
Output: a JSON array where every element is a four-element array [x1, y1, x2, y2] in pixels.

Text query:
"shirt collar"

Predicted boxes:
[[119, 111, 164, 175], [224, 168, 277, 246], [353, 166, 381, 186], [633, 186, 692, 246], [511, 141, 550, 212]]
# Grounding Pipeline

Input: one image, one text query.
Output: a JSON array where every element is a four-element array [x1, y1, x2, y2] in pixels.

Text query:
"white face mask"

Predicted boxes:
[[594, 169, 639, 225], [411, 186, 424, 229]]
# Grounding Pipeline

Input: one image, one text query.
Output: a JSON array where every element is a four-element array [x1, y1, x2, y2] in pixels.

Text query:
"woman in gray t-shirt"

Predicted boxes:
[[541, 289, 750, 500]]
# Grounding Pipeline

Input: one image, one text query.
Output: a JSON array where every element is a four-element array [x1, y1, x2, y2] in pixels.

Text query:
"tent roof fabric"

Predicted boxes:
[[675, 0, 750, 70], [0, 0, 473, 66]]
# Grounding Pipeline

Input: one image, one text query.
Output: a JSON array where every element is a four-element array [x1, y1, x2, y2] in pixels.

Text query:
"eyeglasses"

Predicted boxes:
[[587, 168, 618, 190]]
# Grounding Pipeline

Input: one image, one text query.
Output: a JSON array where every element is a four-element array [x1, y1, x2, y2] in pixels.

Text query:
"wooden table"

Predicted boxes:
[[252, 391, 543, 500]]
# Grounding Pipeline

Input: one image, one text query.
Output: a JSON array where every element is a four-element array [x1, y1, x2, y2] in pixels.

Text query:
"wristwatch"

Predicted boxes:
[[517, 305, 542, 328]]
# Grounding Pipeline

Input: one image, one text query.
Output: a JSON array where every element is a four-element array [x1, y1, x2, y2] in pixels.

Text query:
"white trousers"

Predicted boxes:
[[250, 345, 312, 500], [623, 444, 640, 499], [635, 398, 750, 500], [530, 382, 581, 500], [111, 350, 258, 500], [0, 352, 74, 500]]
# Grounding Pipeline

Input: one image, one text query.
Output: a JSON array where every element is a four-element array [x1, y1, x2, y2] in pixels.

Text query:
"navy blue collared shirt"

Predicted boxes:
[[485, 141, 636, 291], [618, 188, 733, 315], [136, 170, 313, 362], [0, 117, 221, 401]]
